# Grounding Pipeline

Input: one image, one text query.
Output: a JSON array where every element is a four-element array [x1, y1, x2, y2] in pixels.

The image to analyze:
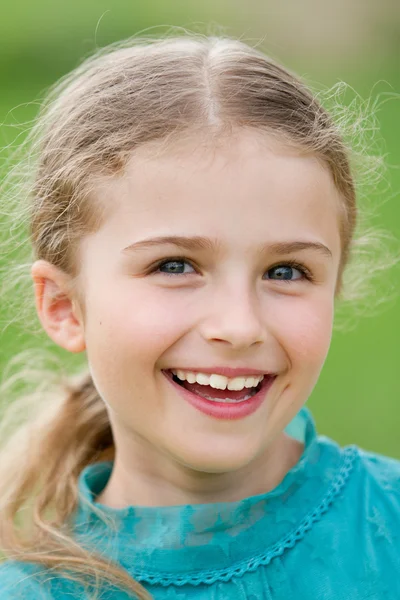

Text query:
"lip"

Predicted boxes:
[[165, 366, 274, 378], [162, 370, 276, 420]]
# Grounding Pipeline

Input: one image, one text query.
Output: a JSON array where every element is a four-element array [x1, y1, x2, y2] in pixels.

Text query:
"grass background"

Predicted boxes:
[[1, 1, 399, 456]]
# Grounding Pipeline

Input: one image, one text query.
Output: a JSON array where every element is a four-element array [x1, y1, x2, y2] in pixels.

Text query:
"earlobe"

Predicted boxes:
[[31, 260, 86, 353]]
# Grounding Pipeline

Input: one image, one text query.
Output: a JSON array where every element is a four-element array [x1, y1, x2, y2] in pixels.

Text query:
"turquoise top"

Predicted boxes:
[[1, 407, 400, 599]]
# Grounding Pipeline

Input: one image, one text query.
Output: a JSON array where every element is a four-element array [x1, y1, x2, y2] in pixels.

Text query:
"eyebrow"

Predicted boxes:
[[121, 235, 332, 258]]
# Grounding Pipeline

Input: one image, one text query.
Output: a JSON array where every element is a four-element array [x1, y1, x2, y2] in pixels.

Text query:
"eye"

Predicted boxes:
[[154, 258, 196, 276], [265, 262, 309, 282], [151, 258, 312, 281]]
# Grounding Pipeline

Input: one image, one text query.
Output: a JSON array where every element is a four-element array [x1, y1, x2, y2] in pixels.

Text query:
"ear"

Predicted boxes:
[[31, 260, 86, 353]]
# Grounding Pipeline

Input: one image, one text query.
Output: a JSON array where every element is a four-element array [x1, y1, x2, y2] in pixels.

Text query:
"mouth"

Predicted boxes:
[[162, 369, 276, 420], [166, 370, 264, 401]]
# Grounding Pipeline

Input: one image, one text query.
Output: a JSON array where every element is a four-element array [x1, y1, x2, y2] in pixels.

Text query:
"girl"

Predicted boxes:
[[0, 33, 399, 600]]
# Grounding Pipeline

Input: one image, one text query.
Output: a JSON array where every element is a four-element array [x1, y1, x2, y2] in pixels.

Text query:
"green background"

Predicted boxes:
[[1, 1, 399, 456]]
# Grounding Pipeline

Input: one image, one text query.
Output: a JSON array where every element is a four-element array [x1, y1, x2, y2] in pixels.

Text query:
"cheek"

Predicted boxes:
[[83, 282, 192, 365], [273, 295, 334, 368]]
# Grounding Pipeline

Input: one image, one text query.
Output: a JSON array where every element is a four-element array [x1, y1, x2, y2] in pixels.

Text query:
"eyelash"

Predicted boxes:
[[149, 257, 314, 283]]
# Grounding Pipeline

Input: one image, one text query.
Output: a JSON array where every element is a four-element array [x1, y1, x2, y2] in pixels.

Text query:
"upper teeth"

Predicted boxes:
[[171, 370, 264, 391]]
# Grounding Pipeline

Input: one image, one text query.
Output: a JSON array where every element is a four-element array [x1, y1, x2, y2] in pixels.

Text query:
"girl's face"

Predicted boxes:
[[77, 129, 342, 476]]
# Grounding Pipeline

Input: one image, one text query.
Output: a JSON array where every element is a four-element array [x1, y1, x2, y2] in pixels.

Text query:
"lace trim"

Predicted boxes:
[[133, 446, 358, 587]]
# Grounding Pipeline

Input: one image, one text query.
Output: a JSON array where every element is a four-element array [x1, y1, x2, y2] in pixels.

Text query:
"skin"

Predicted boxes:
[[32, 129, 342, 508]]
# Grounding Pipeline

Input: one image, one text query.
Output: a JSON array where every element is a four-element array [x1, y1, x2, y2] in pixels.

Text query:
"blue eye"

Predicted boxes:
[[152, 258, 311, 281], [266, 265, 304, 281], [157, 259, 195, 276]]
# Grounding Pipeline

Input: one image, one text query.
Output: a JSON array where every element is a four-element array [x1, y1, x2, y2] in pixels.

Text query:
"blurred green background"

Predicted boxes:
[[1, 1, 399, 455]]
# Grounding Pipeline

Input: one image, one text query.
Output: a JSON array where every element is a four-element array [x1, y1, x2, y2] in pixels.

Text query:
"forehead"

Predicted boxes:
[[93, 129, 342, 254]]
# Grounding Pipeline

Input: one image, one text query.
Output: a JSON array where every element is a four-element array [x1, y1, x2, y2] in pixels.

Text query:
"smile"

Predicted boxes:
[[162, 370, 276, 420]]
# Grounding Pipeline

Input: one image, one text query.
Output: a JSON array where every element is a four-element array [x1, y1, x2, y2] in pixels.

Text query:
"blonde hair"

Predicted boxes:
[[0, 31, 390, 598]]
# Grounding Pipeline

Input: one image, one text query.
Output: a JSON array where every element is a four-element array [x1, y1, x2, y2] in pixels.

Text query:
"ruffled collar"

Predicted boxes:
[[72, 407, 356, 586]]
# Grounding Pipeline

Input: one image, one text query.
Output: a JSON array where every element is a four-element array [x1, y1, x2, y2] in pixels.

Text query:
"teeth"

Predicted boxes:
[[185, 372, 197, 384], [171, 370, 264, 391]]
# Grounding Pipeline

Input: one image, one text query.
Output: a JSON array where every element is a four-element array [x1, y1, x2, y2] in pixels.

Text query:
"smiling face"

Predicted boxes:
[[73, 128, 341, 484]]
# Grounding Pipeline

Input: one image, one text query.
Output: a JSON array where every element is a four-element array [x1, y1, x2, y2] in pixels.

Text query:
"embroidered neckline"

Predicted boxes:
[[134, 446, 357, 586], [73, 407, 357, 586]]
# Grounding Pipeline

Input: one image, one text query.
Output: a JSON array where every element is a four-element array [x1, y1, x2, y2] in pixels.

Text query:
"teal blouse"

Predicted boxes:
[[1, 407, 399, 599]]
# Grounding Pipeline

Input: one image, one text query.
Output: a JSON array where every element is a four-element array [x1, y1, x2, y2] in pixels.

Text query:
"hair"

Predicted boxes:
[[0, 30, 394, 599]]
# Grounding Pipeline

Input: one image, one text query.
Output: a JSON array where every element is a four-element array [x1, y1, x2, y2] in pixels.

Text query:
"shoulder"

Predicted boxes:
[[353, 446, 400, 506], [338, 445, 400, 539], [303, 442, 400, 596], [313, 439, 400, 529], [0, 560, 53, 599]]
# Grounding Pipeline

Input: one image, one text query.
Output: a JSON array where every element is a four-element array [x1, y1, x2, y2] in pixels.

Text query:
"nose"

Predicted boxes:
[[200, 282, 266, 350]]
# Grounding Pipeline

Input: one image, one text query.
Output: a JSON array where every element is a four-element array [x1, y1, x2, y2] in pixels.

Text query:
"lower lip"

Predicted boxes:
[[162, 371, 276, 420]]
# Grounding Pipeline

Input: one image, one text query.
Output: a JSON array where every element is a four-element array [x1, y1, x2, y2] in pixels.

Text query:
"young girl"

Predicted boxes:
[[0, 33, 398, 600]]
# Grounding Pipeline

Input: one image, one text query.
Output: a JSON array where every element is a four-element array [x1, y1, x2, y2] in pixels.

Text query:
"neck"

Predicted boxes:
[[95, 432, 304, 508]]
